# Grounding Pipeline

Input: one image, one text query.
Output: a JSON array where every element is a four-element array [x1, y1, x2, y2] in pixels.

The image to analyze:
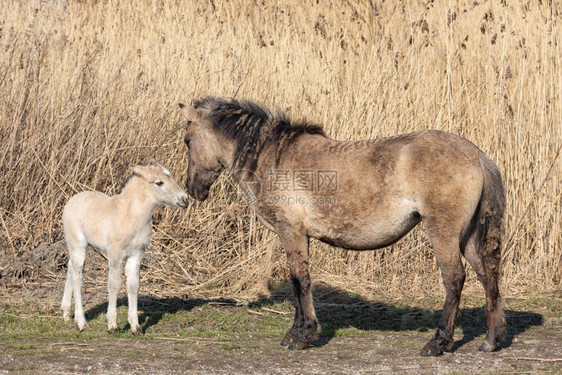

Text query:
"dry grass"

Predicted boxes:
[[0, 0, 560, 301]]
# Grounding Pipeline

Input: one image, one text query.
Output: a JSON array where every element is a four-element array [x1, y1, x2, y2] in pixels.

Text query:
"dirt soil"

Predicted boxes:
[[1, 242, 562, 374], [2, 325, 562, 374], [2, 285, 562, 375]]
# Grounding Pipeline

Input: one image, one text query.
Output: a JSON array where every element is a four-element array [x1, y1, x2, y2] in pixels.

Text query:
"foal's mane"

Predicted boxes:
[[193, 97, 325, 171], [118, 159, 161, 194]]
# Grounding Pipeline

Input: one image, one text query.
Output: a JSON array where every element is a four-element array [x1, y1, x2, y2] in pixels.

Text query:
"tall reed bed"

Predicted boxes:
[[0, 0, 560, 300]]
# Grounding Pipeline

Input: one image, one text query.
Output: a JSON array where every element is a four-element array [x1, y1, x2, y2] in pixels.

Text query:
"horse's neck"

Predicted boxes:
[[227, 134, 329, 200]]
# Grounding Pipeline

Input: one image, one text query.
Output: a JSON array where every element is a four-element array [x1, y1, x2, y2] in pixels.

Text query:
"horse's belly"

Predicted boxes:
[[309, 211, 421, 250]]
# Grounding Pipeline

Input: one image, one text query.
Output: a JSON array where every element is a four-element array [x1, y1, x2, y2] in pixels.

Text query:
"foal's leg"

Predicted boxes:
[[463, 235, 506, 352], [421, 235, 466, 356], [124, 253, 143, 335], [278, 226, 317, 350], [107, 255, 123, 333], [67, 243, 87, 331], [61, 261, 74, 322]]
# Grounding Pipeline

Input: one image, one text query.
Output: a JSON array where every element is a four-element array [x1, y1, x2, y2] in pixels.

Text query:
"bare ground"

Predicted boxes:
[[1, 284, 562, 375], [1, 242, 562, 374], [1, 324, 562, 374]]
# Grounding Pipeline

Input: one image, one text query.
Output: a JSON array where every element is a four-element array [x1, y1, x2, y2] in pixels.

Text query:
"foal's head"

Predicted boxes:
[[130, 160, 189, 209]]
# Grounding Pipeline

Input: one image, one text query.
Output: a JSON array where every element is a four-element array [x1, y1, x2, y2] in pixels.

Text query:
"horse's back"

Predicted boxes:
[[400, 130, 485, 193]]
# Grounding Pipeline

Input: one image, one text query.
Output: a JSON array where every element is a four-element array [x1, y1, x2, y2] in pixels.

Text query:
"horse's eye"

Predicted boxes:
[[155, 181, 164, 186]]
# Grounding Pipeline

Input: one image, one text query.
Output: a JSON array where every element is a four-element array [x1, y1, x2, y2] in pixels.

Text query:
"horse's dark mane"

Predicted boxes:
[[193, 97, 325, 171]]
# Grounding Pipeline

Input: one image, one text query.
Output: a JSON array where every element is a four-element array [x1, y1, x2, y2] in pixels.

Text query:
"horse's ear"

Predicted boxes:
[[179, 103, 202, 121]]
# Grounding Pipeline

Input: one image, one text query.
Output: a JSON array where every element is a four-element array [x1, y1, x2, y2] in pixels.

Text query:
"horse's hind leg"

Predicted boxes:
[[278, 226, 318, 350], [124, 253, 143, 335], [420, 234, 466, 356], [463, 234, 506, 352]]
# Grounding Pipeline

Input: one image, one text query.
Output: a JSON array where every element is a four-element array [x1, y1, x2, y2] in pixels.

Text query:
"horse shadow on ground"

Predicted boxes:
[[85, 281, 542, 352], [249, 281, 543, 352]]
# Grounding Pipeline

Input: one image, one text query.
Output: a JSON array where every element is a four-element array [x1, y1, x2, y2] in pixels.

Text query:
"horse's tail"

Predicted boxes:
[[476, 154, 507, 341], [477, 154, 505, 274]]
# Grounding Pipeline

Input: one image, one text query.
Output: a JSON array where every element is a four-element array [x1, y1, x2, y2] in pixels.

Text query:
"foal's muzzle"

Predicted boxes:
[[177, 195, 189, 209]]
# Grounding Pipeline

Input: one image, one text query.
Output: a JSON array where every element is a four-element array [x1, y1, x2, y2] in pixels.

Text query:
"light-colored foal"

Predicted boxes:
[[61, 160, 188, 334]]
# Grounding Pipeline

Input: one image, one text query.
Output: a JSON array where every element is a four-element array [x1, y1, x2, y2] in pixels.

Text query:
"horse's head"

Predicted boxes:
[[179, 102, 232, 201], [131, 159, 189, 209]]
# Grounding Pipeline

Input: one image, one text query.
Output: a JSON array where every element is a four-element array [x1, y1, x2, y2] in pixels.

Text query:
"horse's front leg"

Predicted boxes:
[[278, 226, 317, 350], [124, 253, 143, 335]]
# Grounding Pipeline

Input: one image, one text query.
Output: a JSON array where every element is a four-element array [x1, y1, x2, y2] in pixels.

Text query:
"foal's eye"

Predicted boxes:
[[155, 181, 164, 186]]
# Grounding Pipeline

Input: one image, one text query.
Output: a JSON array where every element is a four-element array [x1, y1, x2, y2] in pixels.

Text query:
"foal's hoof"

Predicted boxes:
[[131, 326, 144, 336], [420, 340, 444, 357], [479, 341, 500, 353], [62, 311, 71, 322], [107, 327, 119, 334]]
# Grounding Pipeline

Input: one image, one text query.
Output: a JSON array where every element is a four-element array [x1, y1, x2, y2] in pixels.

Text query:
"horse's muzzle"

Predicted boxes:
[[187, 181, 209, 201], [193, 188, 209, 201]]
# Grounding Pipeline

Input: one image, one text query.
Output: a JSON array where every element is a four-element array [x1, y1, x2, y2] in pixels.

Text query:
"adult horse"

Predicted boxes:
[[179, 97, 506, 356]]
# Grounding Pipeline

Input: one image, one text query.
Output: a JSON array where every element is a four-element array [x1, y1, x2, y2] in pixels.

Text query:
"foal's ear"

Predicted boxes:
[[131, 164, 148, 179], [179, 103, 202, 122]]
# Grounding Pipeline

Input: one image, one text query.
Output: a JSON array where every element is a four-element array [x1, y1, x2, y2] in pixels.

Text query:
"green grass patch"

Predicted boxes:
[[0, 291, 555, 348], [221, 343, 241, 350], [5, 343, 36, 350]]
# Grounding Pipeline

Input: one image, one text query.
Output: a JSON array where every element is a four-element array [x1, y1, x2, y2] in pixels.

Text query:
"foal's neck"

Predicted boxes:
[[118, 178, 157, 225]]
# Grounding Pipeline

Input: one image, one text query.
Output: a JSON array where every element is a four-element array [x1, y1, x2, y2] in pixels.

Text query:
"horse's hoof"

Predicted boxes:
[[107, 327, 118, 334], [495, 326, 508, 342], [280, 335, 291, 347], [77, 321, 87, 332], [420, 340, 444, 357], [131, 326, 144, 336], [288, 339, 308, 350], [479, 341, 499, 352]]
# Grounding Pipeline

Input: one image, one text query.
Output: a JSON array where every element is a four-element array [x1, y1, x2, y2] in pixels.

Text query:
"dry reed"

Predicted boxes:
[[0, 0, 560, 301]]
